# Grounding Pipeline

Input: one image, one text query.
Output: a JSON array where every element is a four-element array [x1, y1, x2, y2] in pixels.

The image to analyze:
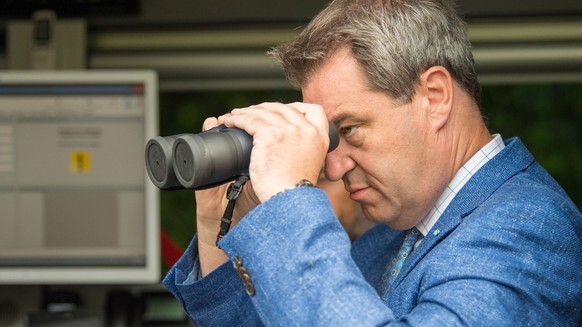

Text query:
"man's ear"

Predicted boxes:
[[418, 66, 453, 131]]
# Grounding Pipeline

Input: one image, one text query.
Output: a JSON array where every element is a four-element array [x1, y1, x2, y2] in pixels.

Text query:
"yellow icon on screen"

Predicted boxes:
[[70, 151, 91, 173]]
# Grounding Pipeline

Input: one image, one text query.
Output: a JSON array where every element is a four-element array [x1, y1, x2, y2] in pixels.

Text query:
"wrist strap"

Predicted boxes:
[[216, 175, 249, 246]]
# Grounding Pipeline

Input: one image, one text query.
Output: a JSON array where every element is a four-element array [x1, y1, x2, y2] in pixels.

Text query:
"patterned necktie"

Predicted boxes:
[[378, 227, 421, 295]]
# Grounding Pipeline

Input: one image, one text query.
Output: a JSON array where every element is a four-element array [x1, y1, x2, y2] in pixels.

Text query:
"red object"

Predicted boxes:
[[161, 228, 185, 268]]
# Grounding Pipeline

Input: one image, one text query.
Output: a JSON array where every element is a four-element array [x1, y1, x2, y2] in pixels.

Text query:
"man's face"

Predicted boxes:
[[302, 47, 438, 230]]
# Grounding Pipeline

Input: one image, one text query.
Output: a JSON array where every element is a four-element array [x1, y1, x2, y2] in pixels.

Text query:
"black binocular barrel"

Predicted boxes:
[[172, 127, 253, 190]]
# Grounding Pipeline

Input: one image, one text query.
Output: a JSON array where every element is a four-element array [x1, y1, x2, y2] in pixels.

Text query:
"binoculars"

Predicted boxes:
[[145, 123, 339, 191]]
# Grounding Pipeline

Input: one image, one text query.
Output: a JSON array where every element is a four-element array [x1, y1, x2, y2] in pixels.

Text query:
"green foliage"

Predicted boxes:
[[482, 83, 582, 209]]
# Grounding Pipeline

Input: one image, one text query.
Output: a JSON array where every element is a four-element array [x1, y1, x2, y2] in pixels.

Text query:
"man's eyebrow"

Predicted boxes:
[[331, 113, 367, 126]]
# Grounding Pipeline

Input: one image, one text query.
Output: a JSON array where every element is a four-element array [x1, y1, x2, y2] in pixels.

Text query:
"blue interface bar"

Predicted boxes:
[[0, 84, 144, 95]]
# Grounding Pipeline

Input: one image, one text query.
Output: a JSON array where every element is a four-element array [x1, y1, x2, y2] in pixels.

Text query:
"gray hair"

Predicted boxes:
[[269, 0, 481, 108]]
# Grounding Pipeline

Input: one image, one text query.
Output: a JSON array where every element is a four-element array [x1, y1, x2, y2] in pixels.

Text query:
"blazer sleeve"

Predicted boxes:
[[162, 235, 263, 326], [162, 187, 397, 326], [217, 187, 398, 326]]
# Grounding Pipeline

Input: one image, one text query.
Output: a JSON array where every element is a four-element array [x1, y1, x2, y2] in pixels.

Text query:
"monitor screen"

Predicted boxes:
[[0, 70, 160, 284]]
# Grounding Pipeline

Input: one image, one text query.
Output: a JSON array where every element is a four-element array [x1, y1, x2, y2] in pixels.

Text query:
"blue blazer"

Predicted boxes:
[[164, 137, 582, 326]]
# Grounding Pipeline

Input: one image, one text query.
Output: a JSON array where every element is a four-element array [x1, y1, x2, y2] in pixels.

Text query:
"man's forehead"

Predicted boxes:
[[301, 48, 366, 121]]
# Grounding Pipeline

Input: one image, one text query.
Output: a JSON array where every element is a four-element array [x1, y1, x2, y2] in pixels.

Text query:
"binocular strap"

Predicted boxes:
[[216, 175, 250, 247]]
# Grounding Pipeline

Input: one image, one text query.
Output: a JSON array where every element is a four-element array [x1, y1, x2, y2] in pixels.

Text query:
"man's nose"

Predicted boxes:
[[324, 146, 356, 182]]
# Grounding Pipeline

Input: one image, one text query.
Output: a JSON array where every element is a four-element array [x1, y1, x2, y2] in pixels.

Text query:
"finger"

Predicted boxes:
[[224, 103, 310, 137], [288, 102, 329, 135], [252, 102, 317, 129], [286, 102, 330, 152], [202, 117, 220, 131], [222, 107, 276, 136], [249, 102, 329, 138]]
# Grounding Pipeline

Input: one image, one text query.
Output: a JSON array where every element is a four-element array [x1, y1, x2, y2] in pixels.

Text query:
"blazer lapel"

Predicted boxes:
[[389, 137, 535, 290]]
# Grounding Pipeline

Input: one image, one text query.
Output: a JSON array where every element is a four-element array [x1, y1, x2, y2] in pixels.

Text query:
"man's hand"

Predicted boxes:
[[221, 102, 330, 202], [195, 102, 329, 276]]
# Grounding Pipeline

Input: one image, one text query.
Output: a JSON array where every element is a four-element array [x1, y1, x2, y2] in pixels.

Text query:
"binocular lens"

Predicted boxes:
[[145, 136, 183, 190]]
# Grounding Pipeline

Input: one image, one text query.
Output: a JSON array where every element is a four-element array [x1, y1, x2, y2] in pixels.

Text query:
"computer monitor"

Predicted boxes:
[[0, 70, 160, 284]]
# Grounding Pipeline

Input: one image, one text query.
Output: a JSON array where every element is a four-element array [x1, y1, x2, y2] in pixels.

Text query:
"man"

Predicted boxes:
[[164, 0, 582, 325]]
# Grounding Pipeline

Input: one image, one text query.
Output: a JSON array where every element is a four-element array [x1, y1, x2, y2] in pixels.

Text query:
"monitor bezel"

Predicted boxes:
[[0, 70, 160, 284]]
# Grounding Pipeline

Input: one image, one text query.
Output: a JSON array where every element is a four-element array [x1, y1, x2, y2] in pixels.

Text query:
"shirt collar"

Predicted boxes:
[[415, 134, 505, 236]]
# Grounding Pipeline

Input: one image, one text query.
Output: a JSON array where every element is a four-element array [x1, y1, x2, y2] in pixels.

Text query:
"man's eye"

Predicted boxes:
[[340, 126, 357, 137]]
